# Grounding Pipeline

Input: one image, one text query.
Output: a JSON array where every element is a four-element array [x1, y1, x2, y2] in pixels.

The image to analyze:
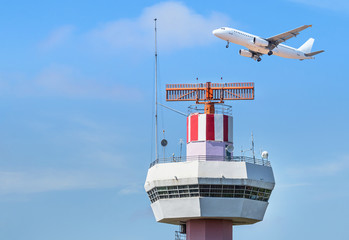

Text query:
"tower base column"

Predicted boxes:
[[186, 219, 232, 240]]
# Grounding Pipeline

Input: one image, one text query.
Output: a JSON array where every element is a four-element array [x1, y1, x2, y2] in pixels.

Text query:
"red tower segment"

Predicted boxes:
[[187, 114, 233, 143]]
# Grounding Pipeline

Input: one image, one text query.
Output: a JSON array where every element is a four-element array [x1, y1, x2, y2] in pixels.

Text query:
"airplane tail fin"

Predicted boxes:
[[304, 50, 325, 57], [298, 38, 314, 53]]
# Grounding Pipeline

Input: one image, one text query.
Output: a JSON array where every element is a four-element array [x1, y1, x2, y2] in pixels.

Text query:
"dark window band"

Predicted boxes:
[[147, 184, 272, 203]]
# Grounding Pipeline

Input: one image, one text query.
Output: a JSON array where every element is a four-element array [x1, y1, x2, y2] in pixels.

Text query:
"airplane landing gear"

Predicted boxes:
[[226, 41, 229, 48], [268, 51, 273, 56], [257, 57, 262, 62]]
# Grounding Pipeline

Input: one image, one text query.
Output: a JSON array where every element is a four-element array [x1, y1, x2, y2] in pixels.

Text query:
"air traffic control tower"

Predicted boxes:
[[145, 82, 275, 240]]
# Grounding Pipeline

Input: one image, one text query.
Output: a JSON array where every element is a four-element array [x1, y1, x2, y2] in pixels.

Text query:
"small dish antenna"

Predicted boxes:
[[226, 144, 234, 153], [161, 139, 168, 147], [161, 130, 167, 159]]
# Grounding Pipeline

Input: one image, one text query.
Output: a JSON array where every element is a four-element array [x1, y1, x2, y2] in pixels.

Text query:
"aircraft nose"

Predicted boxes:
[[212, 28, 225, 37]]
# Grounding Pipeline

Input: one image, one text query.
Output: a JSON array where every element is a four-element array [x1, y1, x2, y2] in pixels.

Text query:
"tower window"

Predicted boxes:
[[147, 184, 272, 203]]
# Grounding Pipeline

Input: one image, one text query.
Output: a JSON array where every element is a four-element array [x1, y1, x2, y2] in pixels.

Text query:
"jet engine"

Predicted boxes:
[[239, 49, 253, 58], [253, 37, 269, 47]]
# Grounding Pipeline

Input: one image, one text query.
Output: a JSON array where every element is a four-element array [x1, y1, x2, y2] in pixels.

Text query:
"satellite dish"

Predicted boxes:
[[161, 139, 168, 147], [226, 144, 234, 153], [261, 151, 269, 159]]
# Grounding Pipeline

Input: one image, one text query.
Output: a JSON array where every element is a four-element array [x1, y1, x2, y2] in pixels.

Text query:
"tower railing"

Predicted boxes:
[[174, 231, 186, 240], [149, 155, 271, 168], [188, 104, 232, 115]]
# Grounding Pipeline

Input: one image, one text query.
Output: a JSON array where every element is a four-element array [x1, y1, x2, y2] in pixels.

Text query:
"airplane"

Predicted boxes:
[[212, 25, 324, 62]]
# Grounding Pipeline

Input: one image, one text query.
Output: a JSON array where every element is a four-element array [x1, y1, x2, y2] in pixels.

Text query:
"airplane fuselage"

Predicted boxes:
[[213, 27, 313, 60]]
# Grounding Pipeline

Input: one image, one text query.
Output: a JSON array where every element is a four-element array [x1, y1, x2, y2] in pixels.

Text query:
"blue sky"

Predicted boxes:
[[0, 1, 348, 239]]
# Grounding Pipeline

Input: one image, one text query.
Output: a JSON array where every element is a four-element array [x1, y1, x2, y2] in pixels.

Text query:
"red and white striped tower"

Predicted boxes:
[[186, 113, 233, 159], [186, 112, 235, 239], [145, 82, 275, 240]]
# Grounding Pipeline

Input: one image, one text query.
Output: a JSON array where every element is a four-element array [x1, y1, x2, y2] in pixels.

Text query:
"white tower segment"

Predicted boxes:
[[145, 81, 275, 240], [145, 159, 274, 225]]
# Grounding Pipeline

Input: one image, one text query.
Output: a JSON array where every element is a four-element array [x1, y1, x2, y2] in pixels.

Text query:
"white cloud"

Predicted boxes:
[[277, 182, 311, 190], [286, 157, 349, 177], [0, 65, 143, 100], [6, 2, 230, 98], [88, 1, 231, 52], [39, 25, 75, 51], [311, 159, 349, 175], [0, 170, 119, 194], [36, 65, 139, 99], [118, 183, 143, 195], [289, 0, 349, 13]]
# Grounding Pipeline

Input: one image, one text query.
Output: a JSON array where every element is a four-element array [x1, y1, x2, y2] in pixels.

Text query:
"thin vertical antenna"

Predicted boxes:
[[251, 132, 255, 163], [154, 18, 159, 160], [162, 130, 165, 159], [179, 138, 183, 159]]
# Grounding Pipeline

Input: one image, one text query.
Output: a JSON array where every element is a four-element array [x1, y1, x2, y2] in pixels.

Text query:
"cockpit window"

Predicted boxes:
[[220, 27, 226, 30]]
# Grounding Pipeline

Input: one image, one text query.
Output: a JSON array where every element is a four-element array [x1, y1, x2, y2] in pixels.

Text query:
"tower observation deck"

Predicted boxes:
[[145, 81, 275, 240]]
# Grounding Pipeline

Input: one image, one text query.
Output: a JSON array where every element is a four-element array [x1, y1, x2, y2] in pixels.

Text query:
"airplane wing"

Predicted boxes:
[[249, 50, 263, 56], [266, 25, 312, 47], [248, 49, 263, 61]]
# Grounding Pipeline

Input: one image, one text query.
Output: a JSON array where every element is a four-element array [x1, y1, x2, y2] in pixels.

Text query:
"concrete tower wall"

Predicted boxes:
[[187, 114, 233, 158], [145, 161, 275, 225], [187, 114, 233, 143], [187, 220, 232, 240], [145, 161, 275, 186]]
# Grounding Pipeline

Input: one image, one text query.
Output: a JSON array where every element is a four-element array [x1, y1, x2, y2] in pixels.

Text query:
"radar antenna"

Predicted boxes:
[[154, 18, 158, 160]]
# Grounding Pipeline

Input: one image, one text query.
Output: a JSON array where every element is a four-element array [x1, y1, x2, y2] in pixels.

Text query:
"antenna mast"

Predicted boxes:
[[251, 132, 255, 163], [154, 18, 159, 160]]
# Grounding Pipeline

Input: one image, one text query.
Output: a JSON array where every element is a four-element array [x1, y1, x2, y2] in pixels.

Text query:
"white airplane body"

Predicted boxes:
[[212, 25, 324, 62]]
